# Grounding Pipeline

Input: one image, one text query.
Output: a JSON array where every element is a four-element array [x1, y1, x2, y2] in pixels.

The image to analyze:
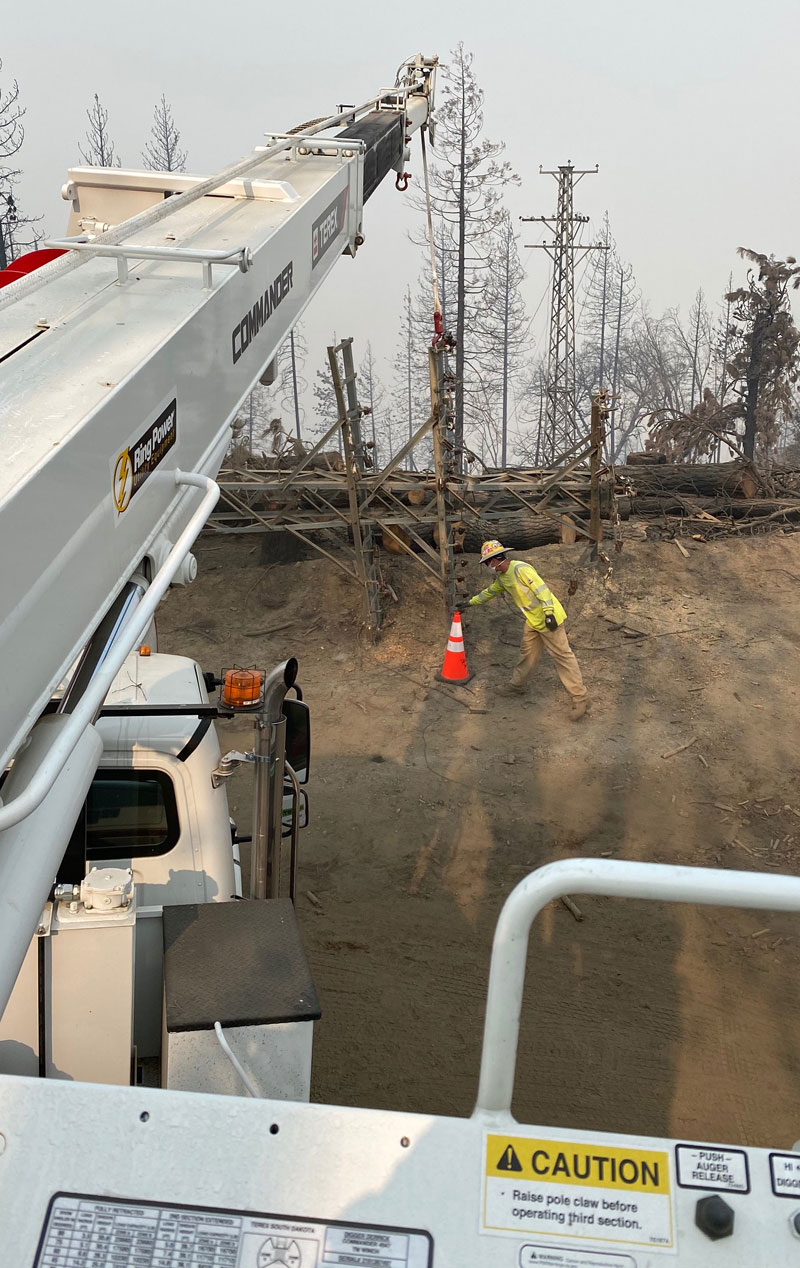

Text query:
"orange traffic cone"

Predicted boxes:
[[438, 610, 474, 685]]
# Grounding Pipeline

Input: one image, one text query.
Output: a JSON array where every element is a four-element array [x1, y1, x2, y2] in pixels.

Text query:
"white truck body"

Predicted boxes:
[[0, 56, 437, 1016], [98, 648, 240, 1064], [0, 646, 241, 1073]]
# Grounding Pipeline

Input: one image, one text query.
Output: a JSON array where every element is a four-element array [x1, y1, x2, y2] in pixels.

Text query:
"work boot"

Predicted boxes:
[[497, 683, 526, 698], [571, 696, 588, 721]]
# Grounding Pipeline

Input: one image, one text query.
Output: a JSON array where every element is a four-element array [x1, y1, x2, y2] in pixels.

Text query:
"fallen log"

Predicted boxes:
[[728, 498, 800, 520], [630, 494, 800, 521], [462, 514, 565, 552], [626, 451, 666, 465], [621, 461, 754, 497], [630, 494, 721, 517]]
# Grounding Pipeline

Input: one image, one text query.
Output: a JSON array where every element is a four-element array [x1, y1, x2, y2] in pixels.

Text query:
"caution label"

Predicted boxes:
[[483, 1134, 673, 1250]]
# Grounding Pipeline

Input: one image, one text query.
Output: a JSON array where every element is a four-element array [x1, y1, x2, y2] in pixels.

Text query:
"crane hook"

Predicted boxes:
[[395, 172, 411, 192]]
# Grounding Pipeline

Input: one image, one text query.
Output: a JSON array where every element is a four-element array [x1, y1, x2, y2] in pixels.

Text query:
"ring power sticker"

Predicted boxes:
[[519, 1247, 637, 1268], [770, 1152, 800, 1197], [112, 396, 177, 514], [675, 1144, 749, 1193], [483, 1133, 673, 1250]]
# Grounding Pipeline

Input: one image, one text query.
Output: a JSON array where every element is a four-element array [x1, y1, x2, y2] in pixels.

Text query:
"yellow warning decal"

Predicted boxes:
[[113, 448, 132, 513], [486, 1135, 670, 1195]]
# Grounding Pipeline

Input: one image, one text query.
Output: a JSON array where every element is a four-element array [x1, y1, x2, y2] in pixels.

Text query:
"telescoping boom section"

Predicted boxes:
[[0, 56, 436, 779]]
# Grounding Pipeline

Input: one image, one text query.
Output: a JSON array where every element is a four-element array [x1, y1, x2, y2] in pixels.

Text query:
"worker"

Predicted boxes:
[[468, 540, 589, 720]]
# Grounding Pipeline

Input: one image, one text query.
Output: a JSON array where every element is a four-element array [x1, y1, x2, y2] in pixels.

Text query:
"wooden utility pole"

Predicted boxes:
[[429, 344, 457, 619], [328, 340, 381, 635]]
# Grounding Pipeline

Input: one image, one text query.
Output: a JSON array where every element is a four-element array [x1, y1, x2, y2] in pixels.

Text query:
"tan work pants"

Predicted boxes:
[[510, 623, 588, 701]]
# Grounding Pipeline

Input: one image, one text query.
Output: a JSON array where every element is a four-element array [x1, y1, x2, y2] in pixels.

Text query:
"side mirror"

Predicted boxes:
[[281, 786, 309, 836], [282, 697, 310, 784]]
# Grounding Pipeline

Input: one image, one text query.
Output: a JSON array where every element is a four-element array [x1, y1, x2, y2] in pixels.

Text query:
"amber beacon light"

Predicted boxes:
[[220, 668, 264, 710]]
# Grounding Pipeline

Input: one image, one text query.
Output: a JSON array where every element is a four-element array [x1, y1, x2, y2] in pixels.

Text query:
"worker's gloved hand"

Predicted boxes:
[[544, 613, 558, 631]]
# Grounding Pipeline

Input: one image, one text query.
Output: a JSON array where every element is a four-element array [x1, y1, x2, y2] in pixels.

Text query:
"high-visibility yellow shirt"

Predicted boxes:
[[470, 559, 566, 631]]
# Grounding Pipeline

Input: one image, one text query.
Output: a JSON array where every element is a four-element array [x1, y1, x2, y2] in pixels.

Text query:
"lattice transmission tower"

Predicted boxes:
[[523, 164, 605, 463]]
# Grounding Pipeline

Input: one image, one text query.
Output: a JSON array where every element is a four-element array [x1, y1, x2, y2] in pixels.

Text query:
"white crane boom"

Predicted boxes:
[[0, 58, 435, 780]]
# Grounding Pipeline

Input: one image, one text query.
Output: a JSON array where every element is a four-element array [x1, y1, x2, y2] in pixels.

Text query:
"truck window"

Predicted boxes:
[[86, 770, 180, 860]]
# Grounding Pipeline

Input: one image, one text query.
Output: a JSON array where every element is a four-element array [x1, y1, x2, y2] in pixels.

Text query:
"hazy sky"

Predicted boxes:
[[4, 0, 799, 422]]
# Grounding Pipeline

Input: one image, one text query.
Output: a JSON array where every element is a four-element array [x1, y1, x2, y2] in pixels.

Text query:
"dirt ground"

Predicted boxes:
[[159, 526, 800, 1151]]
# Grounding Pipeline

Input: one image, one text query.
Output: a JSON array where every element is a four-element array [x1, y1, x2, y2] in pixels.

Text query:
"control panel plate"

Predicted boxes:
[[2, 1075, 799, 1266]]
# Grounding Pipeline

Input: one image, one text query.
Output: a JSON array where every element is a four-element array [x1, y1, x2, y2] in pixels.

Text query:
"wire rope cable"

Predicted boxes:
[[213, 1021, 260, 1098], [420, 129, 442, 321]]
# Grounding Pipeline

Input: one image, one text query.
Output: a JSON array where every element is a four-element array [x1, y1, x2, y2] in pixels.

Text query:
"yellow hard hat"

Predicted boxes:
[[480, 539, 507, 563]]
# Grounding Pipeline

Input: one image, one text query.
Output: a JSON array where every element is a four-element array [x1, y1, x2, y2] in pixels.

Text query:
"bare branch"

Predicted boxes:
[[79, 93, 121, 167], [142, 95, 187, 172]]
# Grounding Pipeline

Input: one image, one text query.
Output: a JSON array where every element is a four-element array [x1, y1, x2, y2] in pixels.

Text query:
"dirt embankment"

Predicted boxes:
[[159, 529, 800, 1149]]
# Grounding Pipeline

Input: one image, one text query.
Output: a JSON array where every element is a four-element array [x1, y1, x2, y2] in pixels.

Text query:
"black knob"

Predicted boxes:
[[695, 1194, 735, 1240]]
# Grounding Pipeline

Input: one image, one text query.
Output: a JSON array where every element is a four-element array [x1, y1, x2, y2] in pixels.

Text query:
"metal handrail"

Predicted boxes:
[[45, 238, 251, 269], [44, 238, 252, 288], [0, 472, 219, 830], [285, 761, 301, 905], [474, 857, 800, 1119]]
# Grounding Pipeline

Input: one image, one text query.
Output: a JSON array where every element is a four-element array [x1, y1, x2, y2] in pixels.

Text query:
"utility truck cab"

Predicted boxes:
[[91, 648, 238, 909], [0, 644, 310, 1084], [86, 646, 242, 1069]]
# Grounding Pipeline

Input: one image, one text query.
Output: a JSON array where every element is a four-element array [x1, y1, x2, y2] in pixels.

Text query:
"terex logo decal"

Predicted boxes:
[[312, 187, 348, 270], [113, 398, 177, 514], [231, 261, 294, 365]]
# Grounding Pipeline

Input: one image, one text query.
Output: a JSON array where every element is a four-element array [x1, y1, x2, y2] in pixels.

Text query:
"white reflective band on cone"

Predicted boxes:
[[446, 640, 463, 652]]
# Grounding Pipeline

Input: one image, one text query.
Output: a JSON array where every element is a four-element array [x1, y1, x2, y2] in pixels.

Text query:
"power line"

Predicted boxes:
[[529, 265, 552, 345]]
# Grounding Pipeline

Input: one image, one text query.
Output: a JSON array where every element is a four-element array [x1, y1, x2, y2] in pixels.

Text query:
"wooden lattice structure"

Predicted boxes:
[[211, 351, 610, 633]]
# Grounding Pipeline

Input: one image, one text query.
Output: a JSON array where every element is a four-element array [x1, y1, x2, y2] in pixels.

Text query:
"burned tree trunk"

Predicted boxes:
[[622, 462, 754, 497], [462, 514, 565, 552]]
